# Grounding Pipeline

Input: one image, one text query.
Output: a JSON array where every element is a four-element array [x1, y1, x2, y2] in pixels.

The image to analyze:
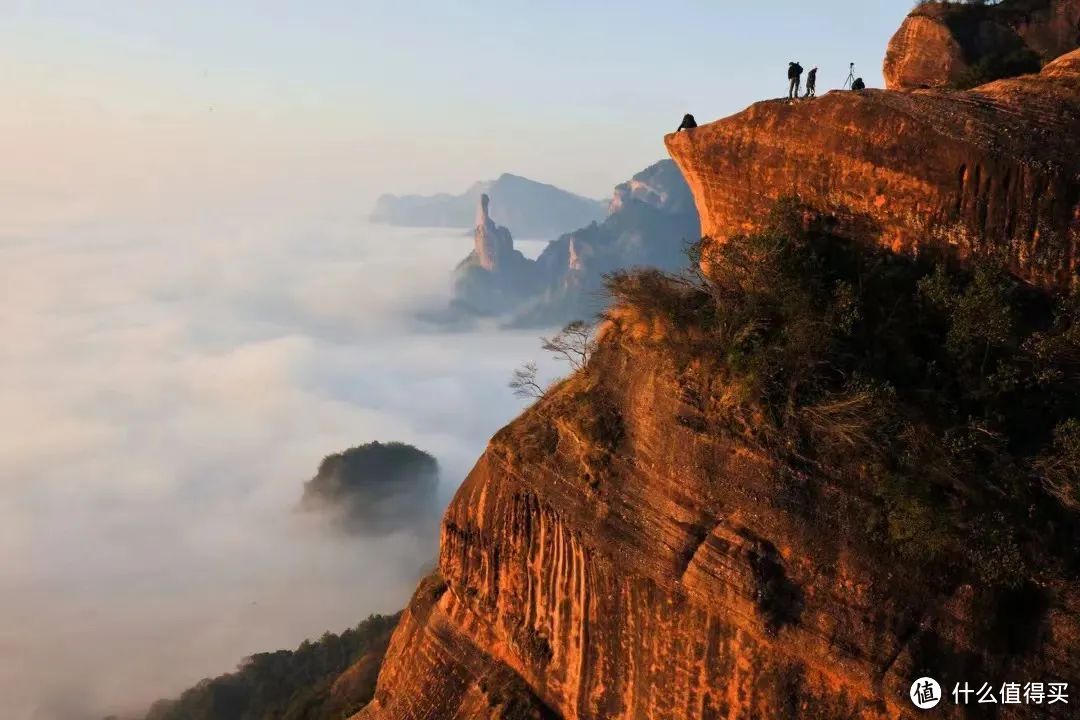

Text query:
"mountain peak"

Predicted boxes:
[[372, 174, 606, 237]]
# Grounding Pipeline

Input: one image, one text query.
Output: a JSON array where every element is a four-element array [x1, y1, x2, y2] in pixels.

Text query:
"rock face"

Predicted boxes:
[[516, 160, 699, 326], [884, 0, 1080, 90], [473, 194, 519, 271], [449, 161, 700, 327], [371, 174, 607, 238], [359, 335, 1080, 720], [883, 9, 970, 90], [451, 195, 545, 317], [607, 158, 698, 216], [666, 50, 1080, 288]]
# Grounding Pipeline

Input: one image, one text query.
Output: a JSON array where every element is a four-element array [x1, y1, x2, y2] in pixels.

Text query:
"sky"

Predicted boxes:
[[0, 2, 916, 717], [1, 0, 911, 233]]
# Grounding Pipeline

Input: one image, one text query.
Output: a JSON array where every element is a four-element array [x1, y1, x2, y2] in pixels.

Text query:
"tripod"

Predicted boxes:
[[843, 62, 856, 90]]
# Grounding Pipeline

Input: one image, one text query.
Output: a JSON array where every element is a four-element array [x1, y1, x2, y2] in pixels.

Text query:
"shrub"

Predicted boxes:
[[603, 201, 1080, 586]]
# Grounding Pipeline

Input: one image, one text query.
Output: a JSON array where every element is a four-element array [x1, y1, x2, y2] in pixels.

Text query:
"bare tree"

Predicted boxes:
[[509, 321, 596, 401], [509, 361, 544, 399], [540, 320, 595, 371]]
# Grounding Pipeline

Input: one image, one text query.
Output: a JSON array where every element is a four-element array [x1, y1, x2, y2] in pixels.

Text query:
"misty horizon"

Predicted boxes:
[[0, 218, 563, 719]]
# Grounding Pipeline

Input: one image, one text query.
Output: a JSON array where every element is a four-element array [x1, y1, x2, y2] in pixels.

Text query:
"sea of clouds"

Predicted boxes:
[[0, 214, 560, 719]]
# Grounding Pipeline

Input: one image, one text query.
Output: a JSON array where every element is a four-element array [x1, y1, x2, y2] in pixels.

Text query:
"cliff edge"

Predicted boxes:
[[666, 50, 1080, 288]]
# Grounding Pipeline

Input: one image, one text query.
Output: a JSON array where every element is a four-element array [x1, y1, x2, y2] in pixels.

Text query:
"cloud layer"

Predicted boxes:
[[0, 216, 556, 719]]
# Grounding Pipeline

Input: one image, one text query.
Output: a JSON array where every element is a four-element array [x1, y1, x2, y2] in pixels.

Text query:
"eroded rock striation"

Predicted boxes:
[[666, 50, 1080, 288], [884, 0, 1080, 90]]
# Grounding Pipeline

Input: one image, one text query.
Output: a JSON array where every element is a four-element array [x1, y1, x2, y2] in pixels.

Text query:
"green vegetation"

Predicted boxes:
[[142, 613, 400, 720], [603, 200, 1080, 588], [953, 47, 1041, 89], [300, 442, 439, 535]]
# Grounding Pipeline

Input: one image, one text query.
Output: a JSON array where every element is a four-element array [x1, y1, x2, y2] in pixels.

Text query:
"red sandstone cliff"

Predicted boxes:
[[356, 30, 1080, 720], [883, 0, 1080, 90], [667, 51, 1080, 288], [359, 329, 1080, 720]]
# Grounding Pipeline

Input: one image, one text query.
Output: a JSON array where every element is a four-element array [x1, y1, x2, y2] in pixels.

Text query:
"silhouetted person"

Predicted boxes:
[[851, 77, 866, 91], [788, 62, 803, 99], [804, 67, 818, 98], [675, 113, 698, 132]]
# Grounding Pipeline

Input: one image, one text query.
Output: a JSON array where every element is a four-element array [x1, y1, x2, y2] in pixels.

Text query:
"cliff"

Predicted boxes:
[[371, 174, 607, 238], [883, 0, 1080, 90], [666, 50, 1080, 288], [361, 260, 1080, 718], [358, 24, 1080, 720]]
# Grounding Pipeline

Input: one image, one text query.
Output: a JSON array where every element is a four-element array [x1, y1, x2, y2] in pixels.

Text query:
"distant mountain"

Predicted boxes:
[[370, 173, 607, 238], [449, 159, 700, 327], [299, 441, 440, 536]]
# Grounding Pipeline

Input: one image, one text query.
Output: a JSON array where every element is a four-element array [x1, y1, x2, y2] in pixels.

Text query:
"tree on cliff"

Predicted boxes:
[[604, 200, 1080, 588], [509, 361, 545, 399], [541, 320, 596, 371], [509, 320, 597, 400]]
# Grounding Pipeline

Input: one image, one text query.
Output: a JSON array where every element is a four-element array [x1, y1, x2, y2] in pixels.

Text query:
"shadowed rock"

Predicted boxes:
[[449, 161, 700, 327], [451, 195, 544, 317], [300, 442, 439, 536], [884, 0, 1080, 90]]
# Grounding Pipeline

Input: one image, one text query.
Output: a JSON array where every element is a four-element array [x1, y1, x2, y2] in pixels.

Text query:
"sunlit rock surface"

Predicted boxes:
[[359, 335, 1080, 719], [667, 51, 1080, 287]]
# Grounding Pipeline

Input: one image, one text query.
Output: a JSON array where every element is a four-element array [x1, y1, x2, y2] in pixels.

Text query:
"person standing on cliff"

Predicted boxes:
[[675, 113, 697, 132], [788, 61, 803, 99], [804, 67, 818, 98]]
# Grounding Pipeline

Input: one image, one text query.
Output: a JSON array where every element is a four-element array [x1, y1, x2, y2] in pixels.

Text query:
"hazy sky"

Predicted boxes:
[[2, 0, 910, 232]]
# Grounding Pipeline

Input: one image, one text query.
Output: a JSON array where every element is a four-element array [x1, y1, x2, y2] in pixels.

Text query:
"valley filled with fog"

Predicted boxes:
[[0, 217, 559, 719]]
